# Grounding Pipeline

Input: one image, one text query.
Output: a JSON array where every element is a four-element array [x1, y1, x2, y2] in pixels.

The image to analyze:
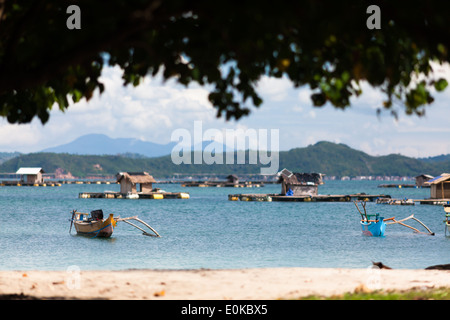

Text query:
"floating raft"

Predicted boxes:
[[376, 197, 415, 205], [378, 183, 430, 188], [228, 193, 390, 202], [181, 182, 263, 187], [60, 180, 116, 184], [0, 182, 61, 187], [415, 199, 450, 205], [79, 192, 189, 199]]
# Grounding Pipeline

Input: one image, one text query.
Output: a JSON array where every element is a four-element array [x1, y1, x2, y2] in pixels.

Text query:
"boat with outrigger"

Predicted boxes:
[[354, 201, 434, 237], [444, 204, 450, 236], [69, 209, 160, 238]]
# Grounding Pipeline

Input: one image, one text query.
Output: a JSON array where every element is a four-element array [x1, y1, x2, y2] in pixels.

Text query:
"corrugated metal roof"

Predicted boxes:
[[16, 167, 44, 175], [425, 173, 450, 185]]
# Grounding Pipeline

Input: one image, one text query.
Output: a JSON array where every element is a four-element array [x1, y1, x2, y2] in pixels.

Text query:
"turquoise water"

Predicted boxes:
[[0, 180, 449, 270]]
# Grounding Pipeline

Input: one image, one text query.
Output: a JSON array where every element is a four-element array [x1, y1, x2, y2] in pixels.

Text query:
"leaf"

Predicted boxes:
[[434, 78, 448, 92]]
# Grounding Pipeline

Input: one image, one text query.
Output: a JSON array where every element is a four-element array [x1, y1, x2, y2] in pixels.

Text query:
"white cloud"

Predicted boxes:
[[256, 76, 292, 102]]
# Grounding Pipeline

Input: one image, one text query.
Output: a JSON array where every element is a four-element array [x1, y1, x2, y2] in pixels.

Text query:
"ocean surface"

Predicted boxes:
[[0, 180, 449, 271]]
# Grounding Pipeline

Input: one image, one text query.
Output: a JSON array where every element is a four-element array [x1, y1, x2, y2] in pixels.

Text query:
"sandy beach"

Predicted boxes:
[[0, 267, 449, 300]]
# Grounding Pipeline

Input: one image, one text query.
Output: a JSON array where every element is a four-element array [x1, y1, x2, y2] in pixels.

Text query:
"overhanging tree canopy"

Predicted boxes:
[[0, 0, 449, 124]]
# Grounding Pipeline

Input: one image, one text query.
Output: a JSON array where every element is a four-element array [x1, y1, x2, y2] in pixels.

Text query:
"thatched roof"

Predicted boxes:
[[116, 172, 156, 184]]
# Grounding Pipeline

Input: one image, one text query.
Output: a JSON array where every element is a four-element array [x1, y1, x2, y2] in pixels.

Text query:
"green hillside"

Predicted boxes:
[[0, 142, 447, 178]]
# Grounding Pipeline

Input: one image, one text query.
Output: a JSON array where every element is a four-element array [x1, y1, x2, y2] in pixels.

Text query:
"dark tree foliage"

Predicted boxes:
[[0, 0, 449, 124]]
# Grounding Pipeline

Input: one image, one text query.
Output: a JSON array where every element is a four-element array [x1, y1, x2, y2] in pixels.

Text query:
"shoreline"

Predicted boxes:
[[1, 267, 449, 300]]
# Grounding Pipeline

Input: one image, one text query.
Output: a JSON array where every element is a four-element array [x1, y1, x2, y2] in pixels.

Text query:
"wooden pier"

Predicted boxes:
[[228, 193, 390, 202], [78, 191, 190, 199]]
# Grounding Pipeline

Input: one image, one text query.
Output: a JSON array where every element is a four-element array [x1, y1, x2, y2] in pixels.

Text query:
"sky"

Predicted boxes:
[[0, 62, 450, 158]]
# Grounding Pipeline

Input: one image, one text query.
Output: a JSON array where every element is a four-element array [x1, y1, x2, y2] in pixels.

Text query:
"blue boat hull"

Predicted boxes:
[[361, 219, 386, 237]]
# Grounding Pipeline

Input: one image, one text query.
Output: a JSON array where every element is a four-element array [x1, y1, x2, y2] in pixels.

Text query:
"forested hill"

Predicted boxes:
[[0, 141, 448, 178]]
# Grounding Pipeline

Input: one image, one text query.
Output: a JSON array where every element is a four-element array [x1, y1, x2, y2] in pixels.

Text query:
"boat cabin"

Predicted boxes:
[[277, 168, 324, 196], [425, 173, 450, 199], [16, 167, 44, 184], [116, 171, 156, 194]]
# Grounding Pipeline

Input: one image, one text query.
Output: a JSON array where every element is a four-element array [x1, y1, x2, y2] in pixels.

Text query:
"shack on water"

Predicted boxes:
[[415, 174, 434, 187], [16, 167, 44, 184], [425, 173, 450, 199], [277, 168, 325, 196], [116, 172, 156, 194]]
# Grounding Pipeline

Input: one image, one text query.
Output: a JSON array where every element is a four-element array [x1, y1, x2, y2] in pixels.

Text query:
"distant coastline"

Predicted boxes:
[[0, 141, 448, 178]]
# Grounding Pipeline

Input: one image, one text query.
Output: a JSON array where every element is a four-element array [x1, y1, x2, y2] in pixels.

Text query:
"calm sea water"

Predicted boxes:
[[0, 180, 449, 270]]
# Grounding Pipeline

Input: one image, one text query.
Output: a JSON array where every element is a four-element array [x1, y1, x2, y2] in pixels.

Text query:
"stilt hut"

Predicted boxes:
[[277, 168, 324, 196], [415, 174, 434, 187], [16, 167, 44, 184], [227, 174, 239, 184], [116, 172, 156, 194], [425, 173, 450, 199]]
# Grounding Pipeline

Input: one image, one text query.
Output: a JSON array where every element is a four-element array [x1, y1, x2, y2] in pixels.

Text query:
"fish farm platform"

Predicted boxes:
[[181, 182, 263, 187], [378, 184, 429, 188], [228, 193, 391, 202], [414, 198, 450, 205], [0, 182, 62, 187], [79, 192, 190, 199]]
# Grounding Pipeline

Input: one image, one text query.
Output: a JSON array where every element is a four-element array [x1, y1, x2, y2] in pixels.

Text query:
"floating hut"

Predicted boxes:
[[79, 171, 189, 199], [116, 172, 155, 194], [415, 174, 434, 187], [228, 168, 389, 202], [277, 168, 324, 196], [16, 167, 44, 184], [227, 174, 239, 184], [181, 174, 263, 187], [425, 173, 450, 199]]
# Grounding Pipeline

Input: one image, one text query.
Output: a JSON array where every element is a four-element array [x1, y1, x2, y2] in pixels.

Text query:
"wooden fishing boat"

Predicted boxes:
[[360, 213, 387, 236], [69, 209, 161, 238], [355, 201, 388, 236], [354, 201, 434, 237], [70, 210, 116, 238]]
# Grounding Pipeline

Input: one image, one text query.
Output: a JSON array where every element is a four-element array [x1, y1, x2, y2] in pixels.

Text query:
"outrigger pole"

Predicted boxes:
[[69, 209, 76, 234], [354, 201, 434, 236], [115, 216, 161, 237], [385, 214, 434, 236], [354, 201, 368, 221]]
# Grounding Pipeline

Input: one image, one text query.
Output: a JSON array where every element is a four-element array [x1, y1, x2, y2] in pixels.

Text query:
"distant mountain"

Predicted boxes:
[[3, 141, 449, 178], [419, 154, 450, 163], [279, 141, 439, 177], [41, 134, 177, 158], [0, 152, 21, 165]]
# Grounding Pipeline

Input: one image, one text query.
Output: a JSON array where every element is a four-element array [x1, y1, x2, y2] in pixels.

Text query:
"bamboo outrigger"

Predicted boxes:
[[69, 209, 160, 238], [354, 201, 434, 237]]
